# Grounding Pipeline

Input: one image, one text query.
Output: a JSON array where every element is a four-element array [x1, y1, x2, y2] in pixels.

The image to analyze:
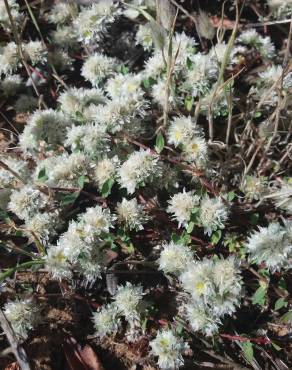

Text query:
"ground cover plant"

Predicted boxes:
[[0, 0, 291, 369]]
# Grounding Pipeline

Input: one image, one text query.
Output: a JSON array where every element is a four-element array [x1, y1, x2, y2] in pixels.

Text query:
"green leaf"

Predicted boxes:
[[274, 298, 288, 311], [186, 221, 195, 234], [250, 213, 259, 225], [0, 208, 11, 224], [101, 178, 114, 198], [280, 310, 292, 323], [78, 175, 89, 188], [37, 168, 48, 182], [252, 283, 268, 307], [186, 57, 193, 70], [155, 132, 165, 153], [185, 96, 194, 112], [271, 341, 282, 351], [171, 233, 180, 243], [227, 191, 235, 201], [59, 191, 80, 206], [242, 341, 254, 363], [211, 230, 222, 244], [254, 111, 262, 118]]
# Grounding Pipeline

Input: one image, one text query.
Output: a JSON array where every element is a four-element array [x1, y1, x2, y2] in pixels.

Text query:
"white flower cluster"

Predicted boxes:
[[0, 74, 23, 97], [268, 181, 292, 214], [73, 1, 120, 44], [167, 189, 200, 228], [180, 257, 242, 335], [48, 2, 78, 24], [92, 282, 143, 337], [199, 195, 229, 236], [0, 42, 20, 76], [167, 116, 208, 167], [167, 190, 229, 235], [19, 109, 71, 155], [34, 152, 91, 188], [64, 123, 109, 158], [116, 198, 149, 230], [0, 0, 23, 31], [8, 185, 49, 220], [241, 175, 268, 201], [246, 221, 292, 272], [46, 205, 115, 281], [158, 241, 193, 275], [136, 23, 154, 51], [150, 329, 189, 370], [238, 29, 275, 59], [81, 53, 118, 86], [3, 299, 40, 340], [94, 156, 119, 190], [268, 0, 292, 19], [8, 185, 59, 243], [0, 156, 29, 188], [118, 149, 161, 194], [23, 41, 47, 66], [58, 87, 105, 117]]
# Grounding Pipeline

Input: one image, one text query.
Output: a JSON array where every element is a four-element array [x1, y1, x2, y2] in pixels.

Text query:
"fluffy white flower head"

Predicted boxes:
[[4, 299, 40, 340], [150, 329, 189, 370], [118, 149, 160, 194], [93, 304, 120, 338], [116, 198, 148, 231], [158, 241, 193, 275], [199, 196, 229, 236], [167, 189, 200, 228], [114, 282, 143, 321]]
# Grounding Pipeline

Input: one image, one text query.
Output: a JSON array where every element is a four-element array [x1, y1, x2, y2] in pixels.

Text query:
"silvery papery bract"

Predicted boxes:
[[81, 53, 118, 86], [150, 329, 189, 370], [93, 304, 121, 338], [167, 190, 200, 228], [246, 222, 292, 272], [113, 282, 143, 321], [118, 149, 161, 194], [94, 156, 119, 190], [19, 109, 70, 155], [158, 241, 194, 275], [199, 196, 229, 236], [4, 299, 40, 341], [8, 185, 49, 221], [116, 198, 148, 231]]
